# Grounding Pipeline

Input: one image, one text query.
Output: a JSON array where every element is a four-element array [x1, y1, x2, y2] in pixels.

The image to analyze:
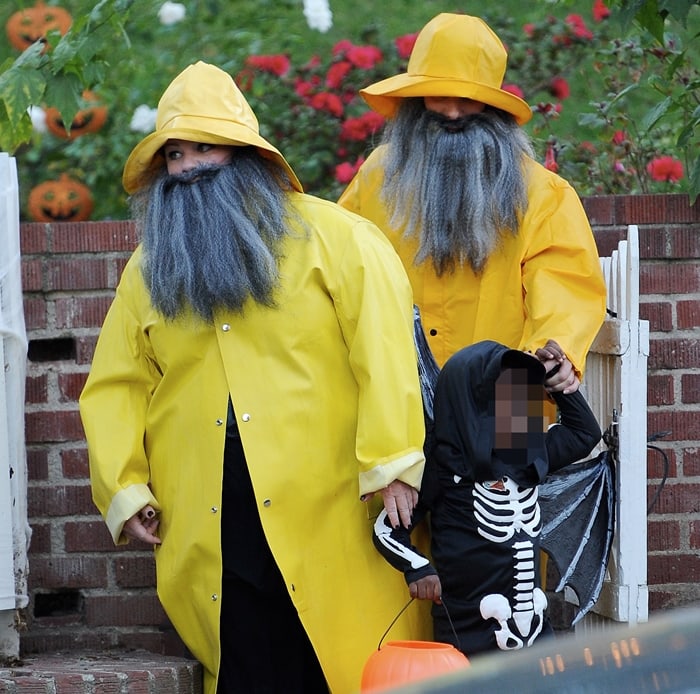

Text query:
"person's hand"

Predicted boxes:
[[378, 480, 418, 529], [409, 575, 442, 604], [123, 505, 161, 545], [535, 340, 580, 394]]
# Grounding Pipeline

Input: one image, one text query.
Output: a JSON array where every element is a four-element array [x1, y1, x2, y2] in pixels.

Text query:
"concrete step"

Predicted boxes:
[[0, 651, 203, 692]]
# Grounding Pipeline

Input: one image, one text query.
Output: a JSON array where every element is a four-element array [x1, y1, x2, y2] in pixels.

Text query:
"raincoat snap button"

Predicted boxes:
[[241, 413, 251, 422], [211, 594, 218, 601], [215, 419, 223, 426], [263, 499, 271, 507], [221, 323, 231, 332], [429, 328, 438, 336], [211, 507, 218, 513]]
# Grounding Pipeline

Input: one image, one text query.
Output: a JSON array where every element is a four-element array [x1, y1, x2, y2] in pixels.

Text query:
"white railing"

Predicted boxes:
[[0, 153, 29, 660], [578, 224, 650, 629]]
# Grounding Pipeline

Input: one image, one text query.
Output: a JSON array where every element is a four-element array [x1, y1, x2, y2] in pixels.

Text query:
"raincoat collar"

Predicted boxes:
[[360, 14, 532, 125], [123, 61, 303, 194]]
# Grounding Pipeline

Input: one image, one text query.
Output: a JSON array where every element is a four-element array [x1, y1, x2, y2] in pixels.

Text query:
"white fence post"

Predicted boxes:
[[577, 224, 650, 629], [0, 152, 30, 660]]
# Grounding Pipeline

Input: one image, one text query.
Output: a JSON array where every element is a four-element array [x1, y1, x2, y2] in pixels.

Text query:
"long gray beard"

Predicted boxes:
[[380, 100, 533, 275], [130, 150, 296, 322]]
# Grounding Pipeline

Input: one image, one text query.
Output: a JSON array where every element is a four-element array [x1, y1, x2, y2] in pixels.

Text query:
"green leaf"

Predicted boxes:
[[0, 66, 46, 122], [688, 154, 700, 205], [43, 73, 84, 130], [641, 96, 674, 129], [0, 109, 33, 154]]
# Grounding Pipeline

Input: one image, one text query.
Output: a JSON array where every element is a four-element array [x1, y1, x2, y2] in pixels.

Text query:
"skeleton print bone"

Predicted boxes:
[[475, 478, 547, 649]]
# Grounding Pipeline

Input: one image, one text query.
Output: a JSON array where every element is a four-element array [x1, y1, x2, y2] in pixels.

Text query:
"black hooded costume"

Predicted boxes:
[[373, 340, 601, 657]]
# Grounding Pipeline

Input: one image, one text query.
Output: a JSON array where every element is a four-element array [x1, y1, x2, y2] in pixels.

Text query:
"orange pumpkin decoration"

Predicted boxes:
[[361, 640, 470, 692], [5, 1, 72, 52], [45, 90, 109, 140], [28, 173, 93, 222]]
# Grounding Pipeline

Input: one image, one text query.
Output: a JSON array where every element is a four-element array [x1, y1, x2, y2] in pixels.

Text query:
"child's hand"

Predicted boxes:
[[409, 575, 442, 604]]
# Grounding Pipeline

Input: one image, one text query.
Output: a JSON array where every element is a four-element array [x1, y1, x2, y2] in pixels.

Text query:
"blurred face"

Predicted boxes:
[[163, 139, 234, 175], [423, 96, 486, 120], [494, 368, 545, 449]]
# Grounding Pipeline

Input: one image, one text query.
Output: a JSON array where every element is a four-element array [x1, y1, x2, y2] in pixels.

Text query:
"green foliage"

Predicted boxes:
[[0, 0, 698, 218]]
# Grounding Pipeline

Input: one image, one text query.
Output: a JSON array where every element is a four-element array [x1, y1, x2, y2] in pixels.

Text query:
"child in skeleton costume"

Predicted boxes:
[[374, 340, 601, 657]]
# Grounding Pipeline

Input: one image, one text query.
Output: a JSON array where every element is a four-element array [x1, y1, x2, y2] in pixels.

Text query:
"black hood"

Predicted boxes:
[[430, 340, 549, 486]]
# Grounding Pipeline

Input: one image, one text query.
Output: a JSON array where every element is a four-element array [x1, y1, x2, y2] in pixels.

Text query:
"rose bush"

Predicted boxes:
[[1, 0, 697, 220]]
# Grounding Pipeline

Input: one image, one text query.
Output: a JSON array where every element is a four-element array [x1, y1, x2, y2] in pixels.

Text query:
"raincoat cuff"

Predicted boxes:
[[106, 483, 160, 545], [359, 450, 425, 496]]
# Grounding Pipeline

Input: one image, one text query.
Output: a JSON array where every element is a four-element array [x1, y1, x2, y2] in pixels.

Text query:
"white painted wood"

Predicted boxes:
[[578, 224, 649, 630], [0, 153, 29, 660]]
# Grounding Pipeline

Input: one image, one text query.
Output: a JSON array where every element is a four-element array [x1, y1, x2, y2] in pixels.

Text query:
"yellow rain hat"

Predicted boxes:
[[360, 14, 532, 125], [123, 61, 303, 194]]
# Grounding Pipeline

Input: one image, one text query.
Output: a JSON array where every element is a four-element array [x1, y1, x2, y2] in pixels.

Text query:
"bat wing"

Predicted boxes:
[[539, 451, 616, 625]]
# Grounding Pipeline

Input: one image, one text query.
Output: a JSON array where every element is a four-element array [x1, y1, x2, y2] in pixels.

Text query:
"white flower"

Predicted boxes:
[[158, 1, 186, 26], [130, 105, 158, 133], [28, 106, 47, 134], [303, 0, 332, 33]]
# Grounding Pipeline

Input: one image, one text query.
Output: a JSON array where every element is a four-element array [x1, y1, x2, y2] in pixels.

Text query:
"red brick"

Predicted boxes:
[[75, 336, 98, 365], [646, 482, 700, 514], [582, 196, 615, 226], [114, 556, 157, 588], [591, 227, 625, 256], [28, 556, 108, 589], [681, 374, 700, 403], [691, 520, 700, 549], [21, 258, 44, 292], [54, 296, 114, 330], [648, 552, 700, 583], [64, 521, 123, 553], [638, 226, 667, 259], [84, 594, 165, 627], [667, 226, 700, 258], [683, 447, 700, 476], [648, 337, 700, 370], [25, 409, 85, 444], [25, 374, 48, 404], [639, 300, 673, 331], [20, 223, 49, 254], [58, 373, 87, 403], [27, 484, 97, 517], [647, 519, 681, 551], [50, 221, 138, 253], [26, 448, 49, 481], [648, 409, 700, 441], [677, 300, 700, 329], [23, 297, 47, 330], [647, 374, 674, 405], [640, 262, 700, 294], [46, 257, 109, 291], [60, 448, 89, 479], [28, 523, 51, 554], [647, 444, 675, 479]]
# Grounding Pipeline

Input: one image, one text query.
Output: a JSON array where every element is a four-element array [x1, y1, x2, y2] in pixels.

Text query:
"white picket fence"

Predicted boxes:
[[0, 153, 29, 660], [578, 224, 650, 628]]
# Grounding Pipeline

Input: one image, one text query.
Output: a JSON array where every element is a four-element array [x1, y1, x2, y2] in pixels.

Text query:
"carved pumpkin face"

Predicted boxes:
[[45, 90, 109, 140], [5, 1, 72, 52], [28, 174, 93, 222]]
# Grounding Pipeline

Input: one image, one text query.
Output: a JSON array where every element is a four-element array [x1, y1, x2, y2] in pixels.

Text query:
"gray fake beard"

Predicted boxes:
[[380, 100, 533, 275], [130, 150, 296, 322]]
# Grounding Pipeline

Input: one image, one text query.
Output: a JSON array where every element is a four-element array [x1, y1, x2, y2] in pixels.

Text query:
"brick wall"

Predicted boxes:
[[18, 193, 700, 655]]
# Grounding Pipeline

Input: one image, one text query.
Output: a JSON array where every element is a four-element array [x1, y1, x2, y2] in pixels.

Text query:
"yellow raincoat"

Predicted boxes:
[[80, 193, 432, 693], [338, 148, 607, 376]]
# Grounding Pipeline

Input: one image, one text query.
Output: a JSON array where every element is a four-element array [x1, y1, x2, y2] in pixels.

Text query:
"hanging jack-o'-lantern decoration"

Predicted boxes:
[[28, 173, 93, 222], [44, 90, 109, 140], [5, 1, 72, 52], [361, 640, 470, 692]]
